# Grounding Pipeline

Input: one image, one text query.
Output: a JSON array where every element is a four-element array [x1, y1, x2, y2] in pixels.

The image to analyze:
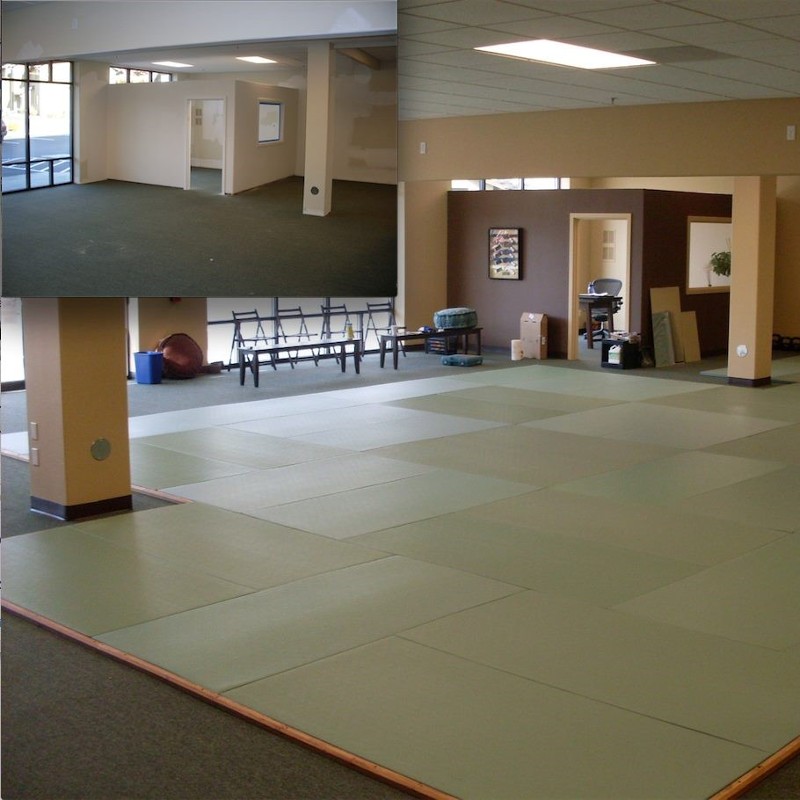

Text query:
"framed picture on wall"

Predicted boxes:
[[489, 228, 521, 280]]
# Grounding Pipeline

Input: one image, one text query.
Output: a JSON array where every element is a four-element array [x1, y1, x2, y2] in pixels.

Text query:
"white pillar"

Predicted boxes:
[[303, 41, 334, 217]]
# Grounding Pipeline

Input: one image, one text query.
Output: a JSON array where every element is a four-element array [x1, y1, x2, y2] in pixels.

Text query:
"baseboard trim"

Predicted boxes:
[[727, 376, 772, 387], [2, 601, 458, 800], [30, 494, 133, 521], [710, 734, 800, 799]]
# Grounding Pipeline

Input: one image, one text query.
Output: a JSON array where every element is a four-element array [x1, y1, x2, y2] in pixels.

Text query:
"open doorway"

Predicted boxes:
[[568, 214, 631, 360], [187, 99, 225, 194]]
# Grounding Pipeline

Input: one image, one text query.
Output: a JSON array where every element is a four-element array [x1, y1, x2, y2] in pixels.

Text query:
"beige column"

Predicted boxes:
[[136, 297, 208, 357], [303, 40, 335, 217], [22, 298, 132, 520], [727, 176, 777, 386], [401, 179, 450, 329]]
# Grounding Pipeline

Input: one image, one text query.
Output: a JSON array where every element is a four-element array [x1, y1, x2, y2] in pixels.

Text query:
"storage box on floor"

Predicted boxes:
[[520, 313, 547, 359], [134, 351, 164, 384]]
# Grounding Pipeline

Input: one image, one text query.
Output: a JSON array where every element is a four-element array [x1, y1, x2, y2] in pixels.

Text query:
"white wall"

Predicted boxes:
[[73, 61, 109, 184], [191, 100, 224, 168], [232, 82, 298, 193]]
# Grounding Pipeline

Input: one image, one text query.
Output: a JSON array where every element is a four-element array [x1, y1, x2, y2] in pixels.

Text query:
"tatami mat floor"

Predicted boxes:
[[4, 356, 800, 799]]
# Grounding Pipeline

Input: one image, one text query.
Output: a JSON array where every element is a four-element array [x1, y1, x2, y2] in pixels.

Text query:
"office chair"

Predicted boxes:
[[586, 278, 623, 340]]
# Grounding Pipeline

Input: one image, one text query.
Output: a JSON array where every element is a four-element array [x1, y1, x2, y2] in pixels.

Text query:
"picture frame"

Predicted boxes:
[[488, 228, 521, 280]]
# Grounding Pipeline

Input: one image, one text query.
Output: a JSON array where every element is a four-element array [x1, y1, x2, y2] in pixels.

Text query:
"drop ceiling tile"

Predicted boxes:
[[677, 0, 800, 19], [407, 0, 547, 26], [577, 4, 717, 30]]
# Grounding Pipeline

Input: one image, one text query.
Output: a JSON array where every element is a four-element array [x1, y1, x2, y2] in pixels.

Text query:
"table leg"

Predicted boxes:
[[393, 337, 400, 370], [253, 355, 260, 387], [476, 329, 482, 354], [379, 337, 387, 368], [340, 343, 347, 373], [239, 350, 246, 386], [354, 342, 361, 374]]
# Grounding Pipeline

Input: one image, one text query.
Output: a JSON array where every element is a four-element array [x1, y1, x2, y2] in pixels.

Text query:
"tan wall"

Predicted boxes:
[[399, 98, 800, 342], [137, 298, 209, 359]]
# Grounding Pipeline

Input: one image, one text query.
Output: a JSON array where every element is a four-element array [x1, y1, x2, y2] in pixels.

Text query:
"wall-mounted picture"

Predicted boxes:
[[489, 227, 520, 279]]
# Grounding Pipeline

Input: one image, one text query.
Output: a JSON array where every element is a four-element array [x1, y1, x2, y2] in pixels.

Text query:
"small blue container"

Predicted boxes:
[[134, 351, 164, 384]]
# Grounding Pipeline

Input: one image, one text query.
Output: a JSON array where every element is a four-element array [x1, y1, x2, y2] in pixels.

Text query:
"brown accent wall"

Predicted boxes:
[[447, 189, 732, 357]]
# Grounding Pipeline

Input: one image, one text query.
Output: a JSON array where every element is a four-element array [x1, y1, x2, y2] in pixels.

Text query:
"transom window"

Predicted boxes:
[[451, 177, 571, 191], [109, 67, 172, 84]]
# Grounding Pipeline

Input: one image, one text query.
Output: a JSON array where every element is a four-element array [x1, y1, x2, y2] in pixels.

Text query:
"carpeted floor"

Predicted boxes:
[[3, 352, 799, 799], [1, 176, 397, 297]]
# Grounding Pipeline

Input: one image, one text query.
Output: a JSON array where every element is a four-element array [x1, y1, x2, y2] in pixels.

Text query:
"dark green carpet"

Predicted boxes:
[[2, 177, 397, 297], [1, 614, 413, 800]]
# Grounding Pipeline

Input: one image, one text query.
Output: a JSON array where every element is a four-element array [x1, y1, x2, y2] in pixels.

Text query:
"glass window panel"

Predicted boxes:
[[29, 83, 70, 160], [451, 179, 482, 191], [523, 177, 559, 190], [51, 62, 72, 82], [560, 177, 571, 189], [109, 67, 128, 84], [54, 158, 72, 184], [152, 72, 172, 83], [130, 69, 150, 83], [30, 162, 51, 188], [29, 64, 50, 82], [2, 64, 27, 80], [485, 178, 522, 190], [2, 79, 27, 143]]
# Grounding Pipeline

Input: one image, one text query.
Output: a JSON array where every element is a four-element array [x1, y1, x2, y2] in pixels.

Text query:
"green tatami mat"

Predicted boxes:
[[250, 469, 535, 538], [526, 401, 789, 449], [703, 422, 800, 465], [135, 426, 349, 470], [679, 464, 800, 533], [442, 383, 624, 413], [224, 637, 763, 800], [2, 524, 254, 636], [98, 557, 519, 692], [642, 384, 800, 422], [617, 535, 800, 650], [555, 451, 784, 505], [403, 591, 800, 753], [289, 410, 506, 451], [464, 488, 785, 566], [75, 503, 386, 591], [352, 513, 699, 605], [373, 425, 678, 485], [129, 441, 256, 489], [164, 453, 434, 511], [701, 355, 800, 378]]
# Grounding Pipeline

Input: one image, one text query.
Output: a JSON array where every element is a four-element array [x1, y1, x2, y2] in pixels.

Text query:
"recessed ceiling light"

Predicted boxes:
[[475, 40, 655, 70], [153, 61, 194, 68], [236, 56, 277, 64]]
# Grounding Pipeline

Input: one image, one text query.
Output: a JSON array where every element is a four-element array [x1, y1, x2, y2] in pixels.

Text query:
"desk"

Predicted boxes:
[[239, 338, 360, 387], [578, 294, 617, 349], [379, 327, 482, 369]]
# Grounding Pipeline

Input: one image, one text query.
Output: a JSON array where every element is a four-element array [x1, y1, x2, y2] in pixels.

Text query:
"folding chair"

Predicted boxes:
[[365, 298, 404, 358], [229, 309, 267, 369], [275, 305, 317, 366]]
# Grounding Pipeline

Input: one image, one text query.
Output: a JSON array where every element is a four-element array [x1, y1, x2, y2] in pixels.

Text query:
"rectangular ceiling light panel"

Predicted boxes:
[[476, 40, 656, 70], [236, 56, 277, 64]]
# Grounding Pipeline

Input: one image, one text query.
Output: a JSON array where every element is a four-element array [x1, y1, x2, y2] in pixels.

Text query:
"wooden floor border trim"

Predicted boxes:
[[709, 734, 800, 799], [3, 601, 457, 800]]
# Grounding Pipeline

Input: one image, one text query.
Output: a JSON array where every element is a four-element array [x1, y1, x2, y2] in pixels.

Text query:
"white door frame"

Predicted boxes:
[[568, 213, 632, 360], [186, 98, 226, 193]]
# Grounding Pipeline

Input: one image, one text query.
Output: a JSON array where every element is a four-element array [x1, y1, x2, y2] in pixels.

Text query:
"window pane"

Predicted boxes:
[[30, 161, 51, 188], [54, 157, 72, 184], [51, 62, 72, 82], [2, 64, 27, 80], [130, 69, 150, 83], [29, 64, 50, 82], [29, 83, 70, 159], [523, 177, 558, 190], [109, 67, 128, 84], [451, 179, 482, 191], [485, 178, 522, 190], [152, 72, 172, 83], [2, 79, 26, 142]]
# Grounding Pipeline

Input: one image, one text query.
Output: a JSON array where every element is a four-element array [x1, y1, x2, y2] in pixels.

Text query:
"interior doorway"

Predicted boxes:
[[568, 213, 632, 360], [187, 99, 225, 194]]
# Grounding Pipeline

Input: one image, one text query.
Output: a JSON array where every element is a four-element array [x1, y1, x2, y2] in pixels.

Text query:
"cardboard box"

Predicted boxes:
[[520, 313, 547, 359]]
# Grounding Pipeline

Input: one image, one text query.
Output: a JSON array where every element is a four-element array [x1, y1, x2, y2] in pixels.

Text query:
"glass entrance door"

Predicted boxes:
[[2, 61, 73, 193]]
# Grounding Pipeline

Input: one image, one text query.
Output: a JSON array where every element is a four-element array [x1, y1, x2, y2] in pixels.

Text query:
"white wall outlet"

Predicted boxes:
[[736, 344, 748, 357], [419, 141, 427, 155]]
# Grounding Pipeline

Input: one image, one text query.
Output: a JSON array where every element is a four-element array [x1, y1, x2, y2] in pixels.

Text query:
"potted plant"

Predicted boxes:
[[710, 250, 731, 277]]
